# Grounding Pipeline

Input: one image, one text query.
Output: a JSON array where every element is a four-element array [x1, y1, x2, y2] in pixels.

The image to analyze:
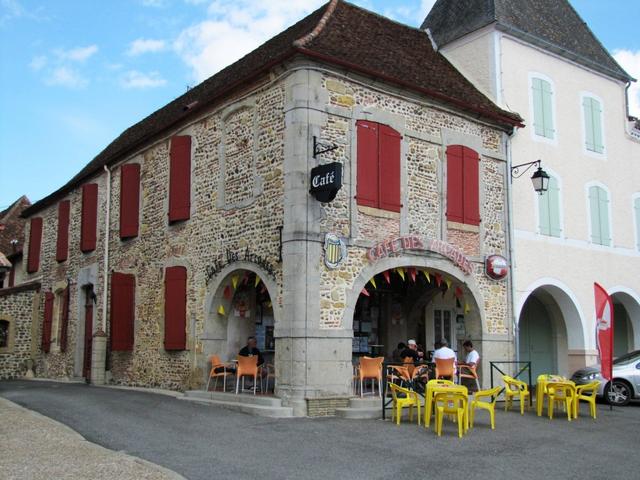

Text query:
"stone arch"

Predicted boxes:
[[609, 286, 640, 352]]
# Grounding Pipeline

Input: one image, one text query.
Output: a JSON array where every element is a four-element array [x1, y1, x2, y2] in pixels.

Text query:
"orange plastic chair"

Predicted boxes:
[[435, 357, 455, 380], [206, 354, 234, 392], [458, 363, 480, 391], [235, 355, 259, 395], [359, 356, 384, 397]]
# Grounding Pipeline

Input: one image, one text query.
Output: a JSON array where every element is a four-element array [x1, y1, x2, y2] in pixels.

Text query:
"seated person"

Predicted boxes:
[[433, 339, 457, 379], [400, 339, 424, 363], [461, 340, 479, 368], [238, 336, 265, 366], [391, 342, 406, 363]]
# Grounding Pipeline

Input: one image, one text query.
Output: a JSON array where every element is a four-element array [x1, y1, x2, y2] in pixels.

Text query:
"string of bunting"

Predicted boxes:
[[217, 273, 264, 317]]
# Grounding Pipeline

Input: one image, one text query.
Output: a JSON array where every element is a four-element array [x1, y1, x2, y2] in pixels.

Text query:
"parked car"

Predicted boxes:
[[571, 350, 640, 406]]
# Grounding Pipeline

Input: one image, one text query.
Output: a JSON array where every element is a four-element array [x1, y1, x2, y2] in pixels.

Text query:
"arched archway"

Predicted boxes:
[[202, 262, 280, 383], [517, 279, 586, 378], [609, 286, 640, 356]]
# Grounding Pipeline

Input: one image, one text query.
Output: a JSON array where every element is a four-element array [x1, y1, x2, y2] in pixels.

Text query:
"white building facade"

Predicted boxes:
[[424, 0, 640, 382]]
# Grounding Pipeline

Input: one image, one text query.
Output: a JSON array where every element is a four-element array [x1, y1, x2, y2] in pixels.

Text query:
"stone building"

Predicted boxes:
[[424, 0, 640, 397], [3, 0, 523, 414]]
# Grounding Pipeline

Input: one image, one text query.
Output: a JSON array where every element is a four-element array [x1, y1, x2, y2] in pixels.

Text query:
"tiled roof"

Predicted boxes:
[[23, 0, 521, 217], [422, 0, 634, 82]]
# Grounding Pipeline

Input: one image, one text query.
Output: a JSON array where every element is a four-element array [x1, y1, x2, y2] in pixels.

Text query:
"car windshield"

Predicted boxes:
[[613, 350, 640, 366]]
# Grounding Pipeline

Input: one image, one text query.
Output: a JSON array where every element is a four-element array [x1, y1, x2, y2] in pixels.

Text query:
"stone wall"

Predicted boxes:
[[0, 283, 40, 379]]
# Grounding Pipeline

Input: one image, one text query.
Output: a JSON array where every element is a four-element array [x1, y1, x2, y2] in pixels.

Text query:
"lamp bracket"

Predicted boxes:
[[313, 136, 339, 159], [511, 159, 541, 180]]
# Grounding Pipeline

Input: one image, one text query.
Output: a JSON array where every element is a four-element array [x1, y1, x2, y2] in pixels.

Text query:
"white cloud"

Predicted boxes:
[[613, 49, 640, 118], [120, 70, 167, 89], [126, 38, 166, 56], [29, 55, 47, 71], [174, 0, 324, 82], [55, 44, 99, 62], [44, 67, 88, 88]]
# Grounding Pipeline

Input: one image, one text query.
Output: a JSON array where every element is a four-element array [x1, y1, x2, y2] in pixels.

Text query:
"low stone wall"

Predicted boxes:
[[306, 396, 350, 417], [0, 282, 40, 379]]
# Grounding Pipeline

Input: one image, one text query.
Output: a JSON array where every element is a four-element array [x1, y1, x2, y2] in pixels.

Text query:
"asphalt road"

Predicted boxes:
[[1, 380, 638, 480]]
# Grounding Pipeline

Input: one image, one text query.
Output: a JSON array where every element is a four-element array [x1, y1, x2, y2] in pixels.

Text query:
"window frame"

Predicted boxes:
[[528, 72, 557, 144], [585, 182, 613, 247], [580, 92, 606, 158]]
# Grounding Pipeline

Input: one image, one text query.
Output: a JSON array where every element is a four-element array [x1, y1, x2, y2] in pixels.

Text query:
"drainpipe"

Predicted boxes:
[[505, 131, 519, 365], [91, 165, 111, 385]]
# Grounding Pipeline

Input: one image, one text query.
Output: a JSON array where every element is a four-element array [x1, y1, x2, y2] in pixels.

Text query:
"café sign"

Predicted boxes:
[[366, 235, 474, 275], [309, 162, 342, 202]]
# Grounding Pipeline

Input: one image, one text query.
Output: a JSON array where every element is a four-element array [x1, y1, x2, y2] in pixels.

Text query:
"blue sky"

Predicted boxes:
[[1, 0, 639, 209]]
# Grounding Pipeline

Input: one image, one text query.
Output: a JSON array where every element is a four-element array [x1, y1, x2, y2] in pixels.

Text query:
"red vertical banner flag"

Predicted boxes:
[[594, 282, 614, 381]]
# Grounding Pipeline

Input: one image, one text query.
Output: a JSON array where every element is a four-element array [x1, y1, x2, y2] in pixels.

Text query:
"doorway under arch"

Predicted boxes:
[[610, 289, 640, 356]]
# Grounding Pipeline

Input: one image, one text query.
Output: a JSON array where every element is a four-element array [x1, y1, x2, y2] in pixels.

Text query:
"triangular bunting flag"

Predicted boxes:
[[266, 301, 272, 308], [231, 275, 239, 290], [464, 302, 471, 314], [421, 270, 431, 282], [255, 275, 261, 288], [434, 273, 442, 287], [383, 270, 391, 284], [396, 267, 405, 281], [445, 279, 452, 290], [409, 267, 417, 283], [455, 287, 463, 299], [369, 277, 377, 289], [217, 305, 226, 315], [223, 285, 232, 299], [361, 288, 370, 297]]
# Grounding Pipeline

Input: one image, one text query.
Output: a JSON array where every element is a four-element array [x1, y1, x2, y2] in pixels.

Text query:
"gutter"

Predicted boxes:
[[504, 130, 519, 364]]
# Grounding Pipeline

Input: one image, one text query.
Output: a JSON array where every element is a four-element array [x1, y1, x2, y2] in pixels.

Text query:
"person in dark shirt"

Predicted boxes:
[[400, 339, 423, 362], [238, 336, 264, 366]]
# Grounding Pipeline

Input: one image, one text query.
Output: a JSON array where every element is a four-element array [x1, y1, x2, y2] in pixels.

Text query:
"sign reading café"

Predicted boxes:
[[366, 235, 474, 275]]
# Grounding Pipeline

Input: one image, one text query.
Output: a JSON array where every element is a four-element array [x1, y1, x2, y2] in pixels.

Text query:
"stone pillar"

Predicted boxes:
[[90, 330, 107, 385]]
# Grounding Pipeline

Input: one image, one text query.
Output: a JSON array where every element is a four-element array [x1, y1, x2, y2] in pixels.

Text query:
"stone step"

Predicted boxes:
[[348, 396, 382, 409], [335, 407, 382, 420], [184, 390, 283, 407], [179, 396, 294, 418]]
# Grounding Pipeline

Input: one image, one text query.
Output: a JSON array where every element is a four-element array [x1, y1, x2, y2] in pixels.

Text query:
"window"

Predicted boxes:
[[582, 96, 604, 154], [169, 136, 192, 223], [446, 145, 480, 226], [120, 163, 141, 239], [356, 120, 402, 212], [42, 292, 54, 353], [56, 200, 70, 262], [538, 176, 562, 237], [81, 183, 98, 252], [588, 185, 611, 246], [110, 272, 135, 351], [0, 320, 9, 348], [164, 266, 187, 351], [634, 196, 640, 251], [531, 77, 554, 139], [27, 217, 43, 273]]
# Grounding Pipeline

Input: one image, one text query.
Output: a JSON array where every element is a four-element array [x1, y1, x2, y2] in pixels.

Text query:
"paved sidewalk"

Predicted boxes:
[[0, 397, 185, 480]]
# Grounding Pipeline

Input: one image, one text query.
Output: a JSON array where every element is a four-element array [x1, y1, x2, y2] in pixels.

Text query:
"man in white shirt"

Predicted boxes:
[[462, 340, 479, 367], [433, 339, 457, 362]]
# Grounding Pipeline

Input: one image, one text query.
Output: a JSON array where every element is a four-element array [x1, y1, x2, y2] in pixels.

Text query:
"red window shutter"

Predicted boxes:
[[356, 121, 379, 208], [110, 272, 135, 351], [378, 124, 402, 212], [81, 183, 98, 252], [169, 136, 191, 223], [446, 146, 464, 223], [462, 147, 480, 226], [164, 266, 187, 350], [27, 217, 43, 273], [59, 287, 70, 352], [120, 164, 141, 239], [56, 200, 70, 262], [42, 292, 54, 353]]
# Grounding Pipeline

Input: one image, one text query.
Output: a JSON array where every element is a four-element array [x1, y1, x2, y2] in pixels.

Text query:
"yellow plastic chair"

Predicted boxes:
[[574, 381, 600, 419], [434, 391, 468, 438], [503, 375, 530, 415], [424, 379, 455, 428], [547, 382, 576, 421], [389, 383, 421, 426], [470, 386, 501, 430]]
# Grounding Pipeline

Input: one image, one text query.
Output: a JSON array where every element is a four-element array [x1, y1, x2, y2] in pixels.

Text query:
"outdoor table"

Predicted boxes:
[[424, 383, 468, 429], [536, 375, 575, 416]]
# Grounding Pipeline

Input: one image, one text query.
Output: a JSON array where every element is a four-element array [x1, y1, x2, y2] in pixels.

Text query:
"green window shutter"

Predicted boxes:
[[591, 98, 604, 153], [589, 186, 602, 244], [540, 79, 554, 138], [634, 197, 640, 251], [538, 186, 551, 235], [583, 97, 595, 151], [532, 78, 545, 137], [548, 177, 562, 237], [598, 188, 610, 246]]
